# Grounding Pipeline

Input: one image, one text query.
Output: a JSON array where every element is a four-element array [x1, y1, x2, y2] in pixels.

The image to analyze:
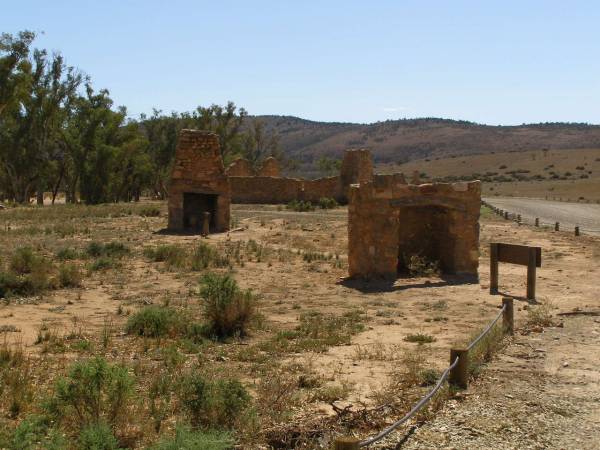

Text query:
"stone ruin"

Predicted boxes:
[[226, 149, 374, 204], [257, 156, 281, 177], [168, 130, 230, 233], [348, 177, 480, 279]]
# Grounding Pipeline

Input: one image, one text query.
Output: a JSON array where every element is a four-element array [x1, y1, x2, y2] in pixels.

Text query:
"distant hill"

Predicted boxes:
[[255, 116, 600, 171]]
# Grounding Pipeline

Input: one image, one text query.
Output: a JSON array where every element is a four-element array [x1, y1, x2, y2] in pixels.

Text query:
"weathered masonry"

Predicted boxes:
[[168, 130, 230, 233], [226, 148, 374, 204], [348, 178, 481, 279]]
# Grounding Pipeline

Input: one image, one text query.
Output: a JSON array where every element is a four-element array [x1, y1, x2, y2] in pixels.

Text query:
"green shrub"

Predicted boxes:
[[45, 357, 134, 429], [179, 373, 251, 429], [198, 273, 256, 338], [0, 271, 27, 298], [78, 422, 120, 450], [9, 247, 45, 275], [190, 242, 230, 271], [58, 263, 82, 288], [404, 333, 436, 344], [286, 200, 315, 212], [151, 426, 233, 450], [10, 414, 67, 450], [144, 244, 187, 270], [86, 242, 130, 259], [56, 247, 79, 261], [125, 306, 179, 338], [317, 197, 338, 209], [89, 257, 118, 271]]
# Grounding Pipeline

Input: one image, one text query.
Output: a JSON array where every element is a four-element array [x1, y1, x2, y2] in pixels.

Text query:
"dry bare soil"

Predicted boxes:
[[0, 202, 599, 448]]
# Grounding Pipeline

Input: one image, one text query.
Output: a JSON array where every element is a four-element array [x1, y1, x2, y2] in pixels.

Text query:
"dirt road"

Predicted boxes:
[[485, 197, 600, 235]]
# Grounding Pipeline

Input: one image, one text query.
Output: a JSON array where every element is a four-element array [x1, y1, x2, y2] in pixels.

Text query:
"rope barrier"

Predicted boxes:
[[358, 356, 460, 447], [466, 305, 506, 351], [352, 303, 511, 448]]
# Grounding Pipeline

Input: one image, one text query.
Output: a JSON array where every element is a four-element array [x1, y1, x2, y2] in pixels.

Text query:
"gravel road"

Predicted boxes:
[[485, 197, 600, 235]]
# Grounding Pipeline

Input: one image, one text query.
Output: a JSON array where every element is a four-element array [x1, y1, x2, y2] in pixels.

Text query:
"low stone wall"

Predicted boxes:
[[230, 177, 302, 204], [230, 176, 344, 204]]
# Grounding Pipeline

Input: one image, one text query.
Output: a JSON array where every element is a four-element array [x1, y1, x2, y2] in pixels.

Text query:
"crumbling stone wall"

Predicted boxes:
[[348, 178, 480, 279], [226, 158, 255, 177], [168, 130, 230, 232], [229, 149, 375, 204], [258, 157, 281, 177]]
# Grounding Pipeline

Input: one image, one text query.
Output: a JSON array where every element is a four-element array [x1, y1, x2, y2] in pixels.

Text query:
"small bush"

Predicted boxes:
[[86, 242, 130, 259], [9, 247, 42, 275], [198, 273, 256, 338], [178, 372, 251, 429], [78, 422, 120, 450], [10, 414, 67, 450], [317, 197, 338, 209], [286, 200, 315, 212], [126, 306, 180, 338], [56, 247, 79, 261], [58, 263, 82, 288], [151, 426, 233, 450], [45, 357, 133, 430], [89, 257, 118, 272]]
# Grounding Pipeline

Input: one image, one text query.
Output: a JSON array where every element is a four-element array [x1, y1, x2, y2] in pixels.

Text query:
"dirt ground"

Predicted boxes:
[[0, 202, 599, 447]]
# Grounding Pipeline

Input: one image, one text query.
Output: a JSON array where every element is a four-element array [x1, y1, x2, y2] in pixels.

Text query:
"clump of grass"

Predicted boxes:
[[151, 426, 233, 450], [198, 273, 256, 339], [126, 306, 181, 338], [0, 247, 54, 297], [88, 257, 119, 272], [190, 242, 231, 270], [404, 332, 436, 344], [265, 310, 365, 353], [56, 247, 79, 261], [139, 206, 161, 217], [286, 200, 315, 212], [178, 371, 251, 429], [526, 299, 555, 328], [85, 241, 130, 259]]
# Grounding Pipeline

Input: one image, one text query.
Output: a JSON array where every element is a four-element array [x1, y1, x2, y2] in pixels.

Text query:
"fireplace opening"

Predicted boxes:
[[396, 205, 456, 275], [183, 193, 218, 232]]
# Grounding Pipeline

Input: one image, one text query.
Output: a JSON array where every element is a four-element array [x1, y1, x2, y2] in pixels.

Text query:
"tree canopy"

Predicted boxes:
[[0, 31, 279, 204]]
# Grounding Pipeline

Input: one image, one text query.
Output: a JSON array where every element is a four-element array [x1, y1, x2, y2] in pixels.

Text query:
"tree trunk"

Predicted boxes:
[[37, 190, 44, 206]]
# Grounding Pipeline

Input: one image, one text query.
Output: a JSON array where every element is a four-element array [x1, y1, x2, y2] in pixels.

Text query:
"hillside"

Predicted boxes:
[[257, 116, 600, 167]]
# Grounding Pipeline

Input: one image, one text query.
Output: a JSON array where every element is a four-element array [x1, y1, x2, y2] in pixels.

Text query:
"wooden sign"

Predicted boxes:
[[490, 243, 541, 300], [497, 243, 541, 267]]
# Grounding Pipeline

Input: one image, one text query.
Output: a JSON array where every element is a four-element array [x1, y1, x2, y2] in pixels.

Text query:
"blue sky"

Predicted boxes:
[[3, 0, 600, 124]]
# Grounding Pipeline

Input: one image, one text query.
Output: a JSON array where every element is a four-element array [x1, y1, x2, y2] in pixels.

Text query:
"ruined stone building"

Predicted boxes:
[[168, 130, 230, 233], [348, 178, 481, 279], [225, 149, 373, 204]]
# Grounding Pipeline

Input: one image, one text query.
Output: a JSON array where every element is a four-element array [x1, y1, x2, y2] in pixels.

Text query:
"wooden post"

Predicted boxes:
[[554, 222, 559, 231], [333, 437, 360, 450], [517, 214, 521, 224], [575, 226, 580, 236], [449, 349, 469, 389], [526, 247, 537, 300], [502, 297, 514, 335], [490, 243, 499, 294], [202, 212, 211, 237], [535, 218, 539, 227], [504, 211, 509, 220]]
